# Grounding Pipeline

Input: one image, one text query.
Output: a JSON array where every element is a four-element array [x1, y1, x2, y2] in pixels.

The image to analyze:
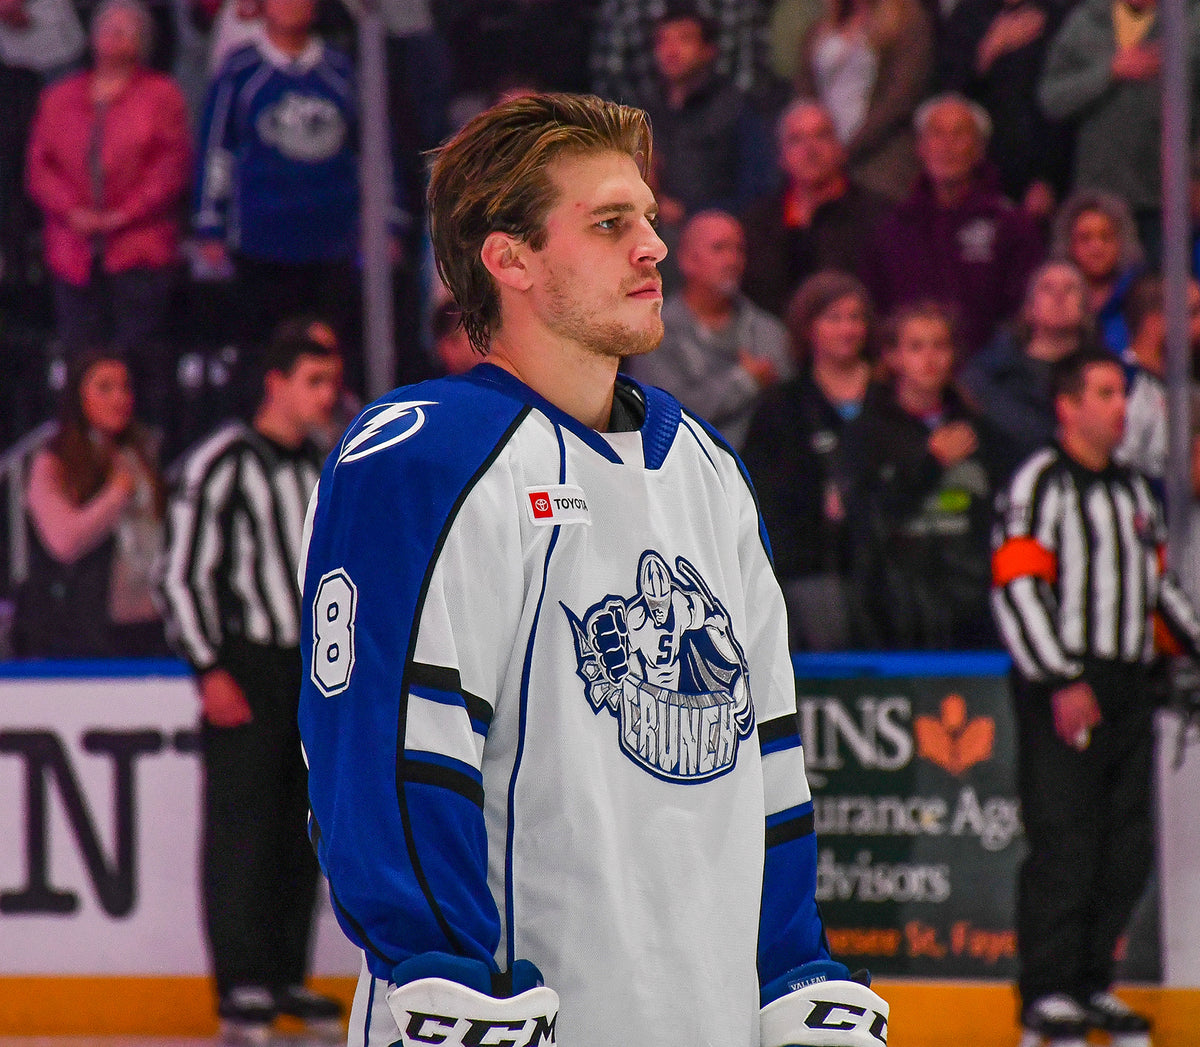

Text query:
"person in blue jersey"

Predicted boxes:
[[297, 92, 889, 1047], [192, 0, 394, 397]]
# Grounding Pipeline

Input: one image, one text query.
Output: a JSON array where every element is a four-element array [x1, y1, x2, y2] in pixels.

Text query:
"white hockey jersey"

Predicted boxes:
[[298, 365, 827, 1047]]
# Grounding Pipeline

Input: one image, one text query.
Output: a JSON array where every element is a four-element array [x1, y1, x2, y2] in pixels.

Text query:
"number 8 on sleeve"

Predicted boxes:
[[311, 569, 358, 696]]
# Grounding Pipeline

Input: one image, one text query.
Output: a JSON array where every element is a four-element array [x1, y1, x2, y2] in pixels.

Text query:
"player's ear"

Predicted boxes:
[[481, 232, 533, 292]]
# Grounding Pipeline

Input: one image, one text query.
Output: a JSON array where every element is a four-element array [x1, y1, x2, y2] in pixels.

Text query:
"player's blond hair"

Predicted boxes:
[[427, 93, 653, 354]]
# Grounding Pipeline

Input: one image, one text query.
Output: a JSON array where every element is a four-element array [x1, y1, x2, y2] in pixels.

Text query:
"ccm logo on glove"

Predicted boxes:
[[803, 999, 887, 1041], [400, 1010, 556, 1046], [386, 977, 559, 1047]]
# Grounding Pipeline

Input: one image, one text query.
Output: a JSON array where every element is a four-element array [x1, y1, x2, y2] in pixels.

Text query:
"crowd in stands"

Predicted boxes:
[[4, 0, 1200, 660]]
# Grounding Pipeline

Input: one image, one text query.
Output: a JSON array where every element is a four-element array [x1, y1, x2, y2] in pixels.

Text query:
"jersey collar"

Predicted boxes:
[[467, 363, 679, 469], [258, 35, 325, 73]]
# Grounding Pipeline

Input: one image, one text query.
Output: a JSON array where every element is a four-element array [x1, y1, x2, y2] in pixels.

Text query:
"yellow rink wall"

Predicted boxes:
[[1, 978, 1199, 1046]]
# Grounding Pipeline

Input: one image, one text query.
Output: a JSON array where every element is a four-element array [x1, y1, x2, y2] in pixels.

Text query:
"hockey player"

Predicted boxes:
[[297, 93, 888, 1047]]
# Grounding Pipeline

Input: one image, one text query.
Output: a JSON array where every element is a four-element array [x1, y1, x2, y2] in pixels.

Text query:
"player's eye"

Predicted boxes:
[[596, 217, 621, 231]]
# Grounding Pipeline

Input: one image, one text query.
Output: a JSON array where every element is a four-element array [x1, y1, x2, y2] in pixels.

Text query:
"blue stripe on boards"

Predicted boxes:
[[0, 657, 191, 679], [792, 650, 1010, 679], [0, 652, 1012, 682]]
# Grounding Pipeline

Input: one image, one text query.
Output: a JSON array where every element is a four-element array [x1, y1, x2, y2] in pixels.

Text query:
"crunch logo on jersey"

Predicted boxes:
[[563, 550, 754, 783]]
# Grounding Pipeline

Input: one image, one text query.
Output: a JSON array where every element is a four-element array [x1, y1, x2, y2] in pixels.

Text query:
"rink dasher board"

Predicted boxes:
[[0, 664, 359, 978]]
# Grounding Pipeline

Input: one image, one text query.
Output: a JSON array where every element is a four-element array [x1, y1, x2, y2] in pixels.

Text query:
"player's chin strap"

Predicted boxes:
[[760, 960, 889, 1047], [386, 953, 559, 1047]]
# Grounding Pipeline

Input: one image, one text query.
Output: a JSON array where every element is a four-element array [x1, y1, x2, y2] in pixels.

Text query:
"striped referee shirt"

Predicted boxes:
[[992, 443, 1200, 683], [160, 420, 322, 672]]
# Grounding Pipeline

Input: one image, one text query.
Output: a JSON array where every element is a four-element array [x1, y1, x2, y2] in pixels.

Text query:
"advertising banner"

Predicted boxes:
[[0, 662, 359, 976], [795, 652, 1022, 979]]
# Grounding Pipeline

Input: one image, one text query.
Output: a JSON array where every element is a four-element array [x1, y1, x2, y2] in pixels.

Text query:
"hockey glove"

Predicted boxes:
[[760, 959, 888, 1047], [386, 953, 559, 1047]]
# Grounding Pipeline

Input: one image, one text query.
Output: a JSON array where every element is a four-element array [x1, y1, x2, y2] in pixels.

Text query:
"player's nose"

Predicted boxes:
[[636, 219, 668, 265]]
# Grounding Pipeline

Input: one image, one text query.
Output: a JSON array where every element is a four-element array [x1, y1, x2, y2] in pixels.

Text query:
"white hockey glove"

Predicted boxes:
[[761, 960, 888, 1047], [386, 956, 559, 1047]]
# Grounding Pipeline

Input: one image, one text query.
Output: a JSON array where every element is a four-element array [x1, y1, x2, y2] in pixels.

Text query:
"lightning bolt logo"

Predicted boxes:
[[337, 400, 436, 465]]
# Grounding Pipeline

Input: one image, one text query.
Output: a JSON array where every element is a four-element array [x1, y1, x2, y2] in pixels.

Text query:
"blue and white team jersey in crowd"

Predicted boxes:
[[193, 37, 359, 263], [298, 364, 827, 1047]]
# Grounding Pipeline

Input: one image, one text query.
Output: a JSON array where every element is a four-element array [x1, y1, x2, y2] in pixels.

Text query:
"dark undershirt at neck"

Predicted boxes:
[[608, 381, 646, 433]]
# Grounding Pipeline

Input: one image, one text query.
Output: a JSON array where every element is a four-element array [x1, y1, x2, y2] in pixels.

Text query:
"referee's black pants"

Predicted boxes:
[[1013, 662, 1154, 1007], [201, 640, 320, 999]]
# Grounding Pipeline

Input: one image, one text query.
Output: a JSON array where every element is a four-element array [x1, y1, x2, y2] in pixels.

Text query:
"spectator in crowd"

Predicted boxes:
[[193, 0, 387, 398], [1050, 189, 1145, 356], [990, 346, 1200, 1047], [0, 0, 86, 295], [1038, 0, 1200, 265], [203, 0, 264, 74], [14, 350, 167, 658], [740, 269, 872, 650], [635, 3, 774, 288], [937, 0, 1068, 221], [860, 92, 1044, 358], [1113, 272, 1200, 485], [961, 259, 1093, 472], [590, 0, 780, 105], [24, 0, 191, 425], [841, 301, 1004, 649], [627, 209, 792, 448], [742, 97, 891, 318], [794, 0, 933, 202], [159, 318, 344, 1038]]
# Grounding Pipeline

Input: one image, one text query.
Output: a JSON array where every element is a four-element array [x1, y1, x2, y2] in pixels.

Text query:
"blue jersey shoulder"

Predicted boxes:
[[307, 369, 531, 572], [213, 42, 264, 86], [331, 370, 527, 476]]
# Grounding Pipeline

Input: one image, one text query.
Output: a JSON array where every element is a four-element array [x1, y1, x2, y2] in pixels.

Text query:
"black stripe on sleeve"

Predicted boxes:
[[409, 661, 494, 727], [397, 757, 485, 809], [766, 810, 815, 850], [758, 713, 799, 747]]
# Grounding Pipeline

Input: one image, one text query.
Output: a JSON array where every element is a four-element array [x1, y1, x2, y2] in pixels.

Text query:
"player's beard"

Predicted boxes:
[[542, 266, 664, 360]]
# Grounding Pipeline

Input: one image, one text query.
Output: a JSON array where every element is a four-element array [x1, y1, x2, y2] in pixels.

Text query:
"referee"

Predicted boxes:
[[992, 346, 1200, 1046], [160, 318, 344, 1037]]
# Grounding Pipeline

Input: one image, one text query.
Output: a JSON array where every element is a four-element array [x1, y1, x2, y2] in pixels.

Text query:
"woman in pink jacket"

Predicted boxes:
[[26, 0, 191, 422]]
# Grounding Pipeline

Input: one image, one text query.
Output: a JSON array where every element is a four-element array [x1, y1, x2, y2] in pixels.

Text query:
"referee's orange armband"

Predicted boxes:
[[992, 537, 1058, 588]]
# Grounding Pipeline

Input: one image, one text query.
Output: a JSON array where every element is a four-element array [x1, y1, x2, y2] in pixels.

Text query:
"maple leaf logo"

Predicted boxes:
[[914, 694, 994, 776]]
